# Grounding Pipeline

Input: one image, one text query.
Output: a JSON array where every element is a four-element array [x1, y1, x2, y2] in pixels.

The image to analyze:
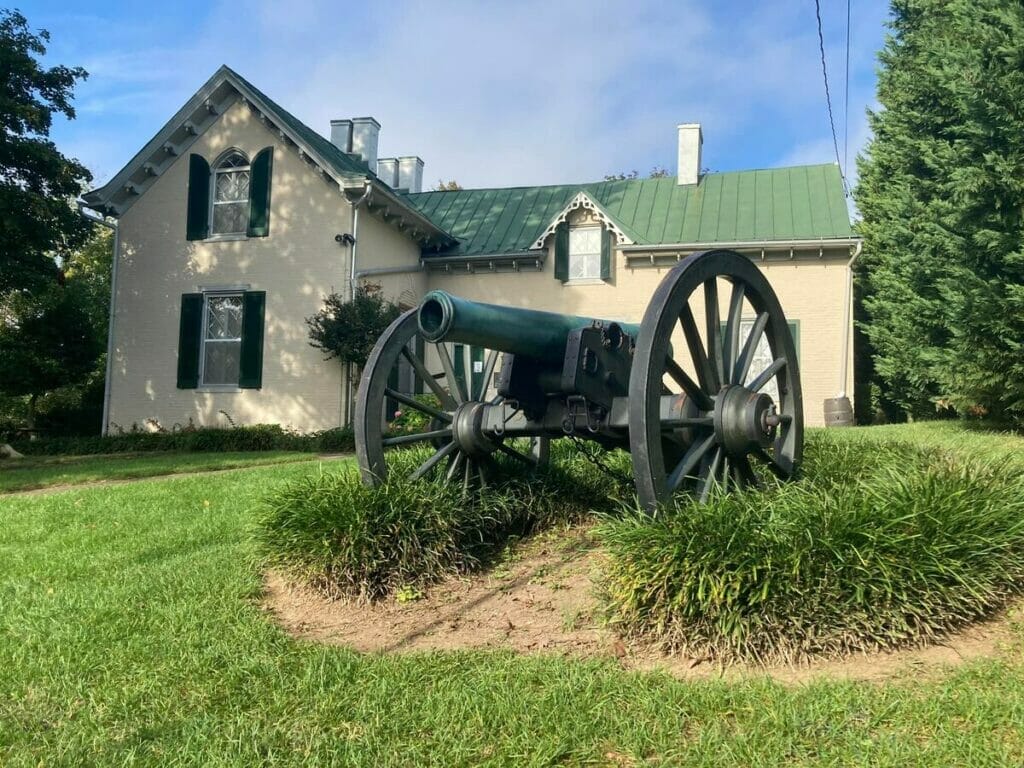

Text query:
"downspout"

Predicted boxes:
[[838, 240, 863, 398], [344, 183, 373, 426], [78, 204, 118, 436]]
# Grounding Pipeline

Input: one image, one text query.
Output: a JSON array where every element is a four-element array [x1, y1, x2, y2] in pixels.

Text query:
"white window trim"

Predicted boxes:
[[198, 291, 244, 389], [209, 150, 251, 238], [568, 225, 603, 282]]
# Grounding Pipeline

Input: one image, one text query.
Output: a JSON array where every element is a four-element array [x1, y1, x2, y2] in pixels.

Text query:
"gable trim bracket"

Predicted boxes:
[[530, 191, 636, 250]]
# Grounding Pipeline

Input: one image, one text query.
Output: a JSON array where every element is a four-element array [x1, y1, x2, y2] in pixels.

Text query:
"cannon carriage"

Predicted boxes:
[[355, 249, 803, 510]]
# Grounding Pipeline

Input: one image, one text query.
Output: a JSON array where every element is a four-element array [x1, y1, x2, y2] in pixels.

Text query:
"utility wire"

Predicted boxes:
[[814, 0, 848, 195], [844, 0, 851, 186]]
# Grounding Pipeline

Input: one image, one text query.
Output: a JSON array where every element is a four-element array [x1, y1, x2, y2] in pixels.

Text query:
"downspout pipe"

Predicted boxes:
[[77, 203, 118, 436], [838, 239, 863, 398], [344, 183, 373, 426]]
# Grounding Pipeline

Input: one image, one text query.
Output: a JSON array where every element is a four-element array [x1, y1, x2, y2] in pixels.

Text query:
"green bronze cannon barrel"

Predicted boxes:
[[418, 290, 642, 362]]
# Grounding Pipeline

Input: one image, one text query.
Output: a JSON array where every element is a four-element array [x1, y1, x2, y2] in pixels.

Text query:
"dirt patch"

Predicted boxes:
[[263, 525, 1024, 685]]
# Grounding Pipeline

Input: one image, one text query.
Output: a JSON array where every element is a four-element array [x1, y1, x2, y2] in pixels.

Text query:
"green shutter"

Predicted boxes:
[[470, 346, 485, 400], [186, 155, 210, 241], [239, 291, 266, 388], [554, 222, 569, 282], [247, 147, 273, 237], [600, 227, 611, 280], [453, 344, 467, 398], [177, 294, 203, 388]]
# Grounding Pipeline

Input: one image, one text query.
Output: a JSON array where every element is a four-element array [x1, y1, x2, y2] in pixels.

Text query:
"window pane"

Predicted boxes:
[[212, 201, 249, 234], [740, 319, 779, 402], [202, 340, 241, 385], [215, 170, 249, 203], [568, 226, 601, 279], [206, 296, 243, 340]]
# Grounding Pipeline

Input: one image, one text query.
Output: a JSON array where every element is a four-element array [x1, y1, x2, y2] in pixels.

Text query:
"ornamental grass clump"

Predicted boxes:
[[257, 445, 615, 601], [597, 434, 1024, 663]]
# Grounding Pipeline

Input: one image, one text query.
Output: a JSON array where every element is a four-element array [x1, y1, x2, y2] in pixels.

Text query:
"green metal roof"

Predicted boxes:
[[227, 67, 374, 181], [406, 164, 853, 257]]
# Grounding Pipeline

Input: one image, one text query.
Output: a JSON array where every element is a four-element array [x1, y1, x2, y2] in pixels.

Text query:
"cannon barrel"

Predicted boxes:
[[418, 290, 642, 362]]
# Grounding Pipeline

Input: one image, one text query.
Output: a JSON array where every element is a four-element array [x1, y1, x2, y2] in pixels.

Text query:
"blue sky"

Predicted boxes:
[[24, 0, 890, 192]]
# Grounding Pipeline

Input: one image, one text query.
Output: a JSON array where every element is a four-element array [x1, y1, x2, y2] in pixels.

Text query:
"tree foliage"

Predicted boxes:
[[0, 10, 93, 293], [306, 285, 402, 368], [855, 0, 1024, 423]]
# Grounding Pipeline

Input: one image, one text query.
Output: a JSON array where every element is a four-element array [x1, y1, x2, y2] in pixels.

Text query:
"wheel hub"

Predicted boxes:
[[451, 401, 497, 457], [714, 385, 778, 456]]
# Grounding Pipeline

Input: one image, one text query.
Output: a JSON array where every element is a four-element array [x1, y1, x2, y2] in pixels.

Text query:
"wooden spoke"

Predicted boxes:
[[383, 428, 452, 447], [436, 343, 466, 404], [734, 454, 759, 487], [495, 441, 535, 466], [751, 446, 789, 480], [661, 416, 714, 429], [697, 447, 723, 504], [704, 279, 724, 390], [409, 441, 458, 481], [723, 281, 745, 376], [664, 356, 714, 410], [747, 356, 787, 394], [678, 304, 717, 393], [667, 432, 717, 491], [445, 450, 465, 482], [477, 349, 499, 400], [463, 458, 473, 492], [384, 387, 453, 422], [732, 312, 769, 386], [401, 347, 457, 410], [721, 456, 730, 494]]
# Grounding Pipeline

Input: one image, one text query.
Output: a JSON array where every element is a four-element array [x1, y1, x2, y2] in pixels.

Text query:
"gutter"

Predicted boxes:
[[621, 237, 861, 260], [838, 239, 863, 398], [355, 264, 424, 278], [77, 203, 118, 437], [344, 182, 373, 428]]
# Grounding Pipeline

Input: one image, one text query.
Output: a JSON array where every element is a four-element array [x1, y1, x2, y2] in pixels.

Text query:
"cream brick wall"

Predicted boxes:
[[109, 99, 363, 433]]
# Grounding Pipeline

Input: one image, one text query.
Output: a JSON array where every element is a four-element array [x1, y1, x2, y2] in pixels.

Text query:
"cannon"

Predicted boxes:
[[355, 249, 803, 510]]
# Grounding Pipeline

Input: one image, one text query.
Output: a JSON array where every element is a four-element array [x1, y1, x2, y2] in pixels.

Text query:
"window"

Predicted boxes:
[[201, 294, 244, 385], [554, 222, 611, 283], [186, 148, 274, 241], [734, 318, 800, 403], [568, 226, 602, 280], [211, 152, 250, 235], [176, 291, 265, 390]]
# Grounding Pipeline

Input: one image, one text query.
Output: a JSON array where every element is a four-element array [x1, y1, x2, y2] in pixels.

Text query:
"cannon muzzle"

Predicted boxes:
[[418, 290, 641, 362]]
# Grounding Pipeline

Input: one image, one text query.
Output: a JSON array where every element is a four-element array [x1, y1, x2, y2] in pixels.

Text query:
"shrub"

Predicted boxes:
[[9, 424, 354, 456], [597, 434, 1024, 663], [257, 442, 624, 601]]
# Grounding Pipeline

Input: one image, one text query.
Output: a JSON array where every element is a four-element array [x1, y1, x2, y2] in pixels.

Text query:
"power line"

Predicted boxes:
[[814, 0, 848, 195], [844, 0, 851, 184]]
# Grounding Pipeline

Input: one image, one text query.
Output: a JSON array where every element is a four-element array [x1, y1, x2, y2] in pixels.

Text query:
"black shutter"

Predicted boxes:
[[600, 227, 611, 280], [239, 291, 266, 388], [453, 344, 467, 399], [186, 155, 211, 241], [177, 294, 204, 388], [247, 147, 273, 237], [554, 222, 569, 282], [470, 346, 485, 400]]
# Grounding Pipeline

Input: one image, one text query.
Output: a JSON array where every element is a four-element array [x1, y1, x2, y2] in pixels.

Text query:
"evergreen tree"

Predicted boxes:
[[856, 0, 1024, 423]]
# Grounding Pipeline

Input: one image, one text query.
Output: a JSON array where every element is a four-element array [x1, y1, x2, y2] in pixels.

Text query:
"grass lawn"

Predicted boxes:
[[0, 451, 328, 494], [2, 423, 1024, 765]]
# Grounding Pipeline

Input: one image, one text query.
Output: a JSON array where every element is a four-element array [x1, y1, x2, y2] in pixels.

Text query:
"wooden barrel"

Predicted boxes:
[[824, 396, 854, 427]]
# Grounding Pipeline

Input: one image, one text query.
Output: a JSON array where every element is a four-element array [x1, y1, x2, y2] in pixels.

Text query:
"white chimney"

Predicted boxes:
[[397, 156, 424, 193], [677, 123, 703, 185], [330, 119, 352, 152], [376, 157, 399, 187], [350, 117, 380, 168]]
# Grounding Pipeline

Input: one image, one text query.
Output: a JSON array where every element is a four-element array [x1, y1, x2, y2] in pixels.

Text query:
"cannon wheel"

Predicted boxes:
[[629, 250, 803, 510], [355, 309, 546, 488]]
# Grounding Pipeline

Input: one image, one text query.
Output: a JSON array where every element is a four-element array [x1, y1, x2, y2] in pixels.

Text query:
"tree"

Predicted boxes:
[[434, 179, 462, 191], [855, 0, 1024, 423], [0, 281, 105, 430], [0, 10, 93, 294], [306, 285, 402, 369]]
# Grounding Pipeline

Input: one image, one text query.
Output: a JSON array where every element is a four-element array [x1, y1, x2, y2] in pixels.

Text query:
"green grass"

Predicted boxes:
[[0, 451, 325, 493], [598, 430, 1024, 662], [3, 424, 1024, 764]]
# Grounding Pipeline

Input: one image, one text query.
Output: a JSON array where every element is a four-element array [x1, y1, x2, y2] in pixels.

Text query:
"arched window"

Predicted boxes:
[[211, 150, 250, 235]]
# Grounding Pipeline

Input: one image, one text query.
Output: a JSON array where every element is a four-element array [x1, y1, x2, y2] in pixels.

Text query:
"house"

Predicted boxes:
[[82, 66, 860, 434]]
